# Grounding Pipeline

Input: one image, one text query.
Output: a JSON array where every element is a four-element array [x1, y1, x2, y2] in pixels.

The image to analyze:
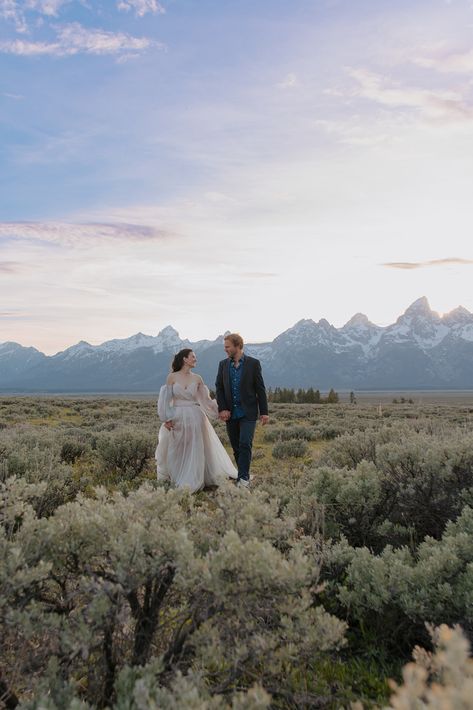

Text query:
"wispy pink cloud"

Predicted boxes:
[[0, 261, 22, 273], [347, 67, 473, 122], [383, 257, 473, 270], [414, 48, 473, 74], [0, 310, 34, 319], [0, 221, 177, 247], [241, 272, 278, 278]]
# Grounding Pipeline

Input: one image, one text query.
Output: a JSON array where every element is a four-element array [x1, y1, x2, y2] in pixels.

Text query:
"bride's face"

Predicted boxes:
[[184, 351, 197, 368]]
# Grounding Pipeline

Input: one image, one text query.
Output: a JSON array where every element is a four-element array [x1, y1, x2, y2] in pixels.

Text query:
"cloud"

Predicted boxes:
[[0, 0, 69, 31], [0, 261, 22, 273], [0, 221, 176, 247], [277, 73, 298, 89], [117, 0, 165, 17], [0, 22, 162, 57], [241, 272, 278, 278], [3, 92, 24, 99], [0, 0, 27, 32], [414, 48, 473, 74], [0, 310, 33, 319], [383, 258, 473, 270], [0, 0, 163, 35], [28, 0, 70, 16], [347, 67, 473, 122]]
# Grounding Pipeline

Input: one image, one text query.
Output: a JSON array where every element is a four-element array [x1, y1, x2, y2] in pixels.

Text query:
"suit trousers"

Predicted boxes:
[[225, 416, 256, 482]]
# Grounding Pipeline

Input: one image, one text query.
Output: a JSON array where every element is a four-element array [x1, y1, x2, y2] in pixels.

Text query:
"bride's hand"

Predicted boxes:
[[164, 420, 173, 430]]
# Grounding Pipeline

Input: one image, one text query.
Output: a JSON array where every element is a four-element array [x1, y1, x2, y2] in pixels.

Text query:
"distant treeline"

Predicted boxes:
[[267, 387, 339, 403]]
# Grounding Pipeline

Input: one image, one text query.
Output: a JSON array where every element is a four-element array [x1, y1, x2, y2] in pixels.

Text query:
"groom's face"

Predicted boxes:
[[224, 339, 238, 359]]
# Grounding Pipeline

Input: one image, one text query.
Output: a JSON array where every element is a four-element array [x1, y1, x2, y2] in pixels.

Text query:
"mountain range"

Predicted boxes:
[[2, 297, 473, 392]]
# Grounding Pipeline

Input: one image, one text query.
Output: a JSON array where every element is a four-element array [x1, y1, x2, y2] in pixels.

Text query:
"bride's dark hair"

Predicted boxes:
[[171, 348, 193, 372]]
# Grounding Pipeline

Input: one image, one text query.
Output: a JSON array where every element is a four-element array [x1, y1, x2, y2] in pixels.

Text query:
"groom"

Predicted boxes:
[[215, 333, 269, 489]]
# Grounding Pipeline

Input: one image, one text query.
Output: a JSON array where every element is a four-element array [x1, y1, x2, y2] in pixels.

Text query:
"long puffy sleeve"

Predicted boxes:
[[195, 382, 219, 419], [157, 385, 176, 422]]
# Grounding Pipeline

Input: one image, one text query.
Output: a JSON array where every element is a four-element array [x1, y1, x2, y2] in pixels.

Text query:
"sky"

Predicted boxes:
[[2, 0, 473, 354]]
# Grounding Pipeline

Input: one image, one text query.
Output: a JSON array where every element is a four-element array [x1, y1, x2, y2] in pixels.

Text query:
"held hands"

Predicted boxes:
[[164, 420, 173, 430], [218, 411, 268, 424]]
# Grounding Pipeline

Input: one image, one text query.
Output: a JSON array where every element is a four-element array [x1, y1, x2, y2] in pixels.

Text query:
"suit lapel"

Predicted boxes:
[[224, 359, 231, 403], [240, 356, 250, 388]]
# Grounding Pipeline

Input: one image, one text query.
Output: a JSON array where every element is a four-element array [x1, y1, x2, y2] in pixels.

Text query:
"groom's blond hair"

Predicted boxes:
[[225, 333, 244, 349]]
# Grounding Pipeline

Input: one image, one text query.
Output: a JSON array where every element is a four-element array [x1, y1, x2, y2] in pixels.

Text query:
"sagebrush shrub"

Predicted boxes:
[[272, 439, 308, 459], [3, 397, 473, 708], [1, 480, 345, 708], [60, 439, 88, 463], [386, 624, 473, 709], [96, 429, 155, 479], [320, 505, 473, 650]]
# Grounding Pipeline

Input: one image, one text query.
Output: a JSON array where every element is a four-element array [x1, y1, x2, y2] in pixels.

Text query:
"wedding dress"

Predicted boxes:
[[155, 381, 237, 492]]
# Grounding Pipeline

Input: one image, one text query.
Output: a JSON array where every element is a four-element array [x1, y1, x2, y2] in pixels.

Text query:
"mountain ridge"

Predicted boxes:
[[2, 298, 473, 391]]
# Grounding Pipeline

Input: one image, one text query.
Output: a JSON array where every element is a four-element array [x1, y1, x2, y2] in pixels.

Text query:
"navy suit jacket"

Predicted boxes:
[[215, 355, 268, 421]]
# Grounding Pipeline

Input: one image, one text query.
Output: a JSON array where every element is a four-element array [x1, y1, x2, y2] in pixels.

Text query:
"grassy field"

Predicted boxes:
[[1, 396, 473, 708]]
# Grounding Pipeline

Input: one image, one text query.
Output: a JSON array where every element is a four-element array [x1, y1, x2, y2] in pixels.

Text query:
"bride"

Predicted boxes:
[[155, 348, 237, 492]]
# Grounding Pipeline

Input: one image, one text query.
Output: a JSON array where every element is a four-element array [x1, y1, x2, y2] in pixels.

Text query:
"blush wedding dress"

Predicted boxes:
[[155, 381, 237, 492]]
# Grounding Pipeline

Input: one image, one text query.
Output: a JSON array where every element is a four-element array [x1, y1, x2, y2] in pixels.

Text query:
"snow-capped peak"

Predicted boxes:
[[317, 318, 334, 330], [57, 340, 94, 360], [273, 318, 336, 348], [0, 341, 24, 353], [99, 332, 158, 353], [400, 296, 438, 321], [342, 313, 374, 330], [157, 325, 181, 342], [442, 305, 473, 326], [0, 341, 43, 356]]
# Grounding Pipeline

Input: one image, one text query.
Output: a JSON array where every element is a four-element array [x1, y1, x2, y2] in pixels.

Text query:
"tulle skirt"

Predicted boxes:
[[155, 405, 237, 492]]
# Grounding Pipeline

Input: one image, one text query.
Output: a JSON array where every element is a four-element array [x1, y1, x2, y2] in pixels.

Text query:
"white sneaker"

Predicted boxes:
[[236, 478, 250, 489]]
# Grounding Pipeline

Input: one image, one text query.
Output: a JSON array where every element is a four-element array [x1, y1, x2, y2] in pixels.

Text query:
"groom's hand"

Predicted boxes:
[[260, 415, 269, 425], [219, 410, 231, 422]]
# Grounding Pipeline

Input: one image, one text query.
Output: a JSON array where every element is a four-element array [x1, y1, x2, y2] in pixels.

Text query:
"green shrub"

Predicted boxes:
[[96, 429, 155, 479], [313, 426, 473, 547], [60, 439, 88, 464], [320, 505, 473, 651], [386, 624, 473, 709], [1, 481, 345, 708], [272, 439, 308, 459], [4, 397, 473, 709]]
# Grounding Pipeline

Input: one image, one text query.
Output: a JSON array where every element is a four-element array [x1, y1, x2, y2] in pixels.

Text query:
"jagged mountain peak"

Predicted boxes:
[[273, 319, 315, 343], [273, 318, 337, 350], [317, 318, 334, 330], [54, 340, 94, 361], [158, 325, 180, 337], [402, 297, 436, 319], [293, 318, 318, 328], [99, 332, 158, 353], [342, 313, 375, 330], [276, 319, 317, 336], [3, 297, 473, 391], [442, 305, 473, 325], [0, 341, 43, 354], [73, 340, 93, 349], [394, 298, 442, 335]]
